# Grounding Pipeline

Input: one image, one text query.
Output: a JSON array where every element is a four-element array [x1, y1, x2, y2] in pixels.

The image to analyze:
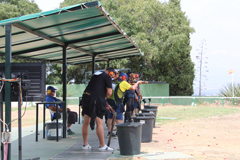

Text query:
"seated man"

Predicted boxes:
[[46, 86, 78, 135]]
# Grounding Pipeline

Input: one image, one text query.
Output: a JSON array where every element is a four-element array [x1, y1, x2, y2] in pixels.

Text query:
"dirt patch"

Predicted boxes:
[[141, 108, 240, 160], [5, 105, 80, 128], [6, 105, 240, 159]]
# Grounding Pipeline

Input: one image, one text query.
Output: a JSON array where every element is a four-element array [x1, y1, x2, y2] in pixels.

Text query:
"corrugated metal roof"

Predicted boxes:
[[0, 1, 143, 64]]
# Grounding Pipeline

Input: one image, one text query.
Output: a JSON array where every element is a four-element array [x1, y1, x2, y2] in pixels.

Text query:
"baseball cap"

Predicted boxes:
[[119, 73, 128, 80], [127, 71, 133, 76], [47, 86, 57, 92]]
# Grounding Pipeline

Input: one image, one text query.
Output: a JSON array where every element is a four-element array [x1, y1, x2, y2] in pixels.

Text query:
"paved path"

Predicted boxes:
[[0, 117, 193, 160]]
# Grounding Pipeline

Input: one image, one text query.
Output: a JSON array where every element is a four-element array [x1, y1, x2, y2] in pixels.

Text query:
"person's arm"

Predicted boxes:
[[48, 105, 63, 112], [106, 87, 112, 98], [129, 81, 143, 91]]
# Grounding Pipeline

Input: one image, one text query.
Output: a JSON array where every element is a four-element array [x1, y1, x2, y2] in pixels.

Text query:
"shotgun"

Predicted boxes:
[[142, 81, 165, 84], [130, 80, 165, 84], [107, 106, 117, 147]]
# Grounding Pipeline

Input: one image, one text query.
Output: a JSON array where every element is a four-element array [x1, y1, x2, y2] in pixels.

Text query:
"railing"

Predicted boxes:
[[30, 96, 240, 108], [142, 97, 240, 106]]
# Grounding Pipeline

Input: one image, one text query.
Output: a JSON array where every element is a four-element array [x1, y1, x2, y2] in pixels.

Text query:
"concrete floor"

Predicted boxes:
[[0, 117, 193, 160]]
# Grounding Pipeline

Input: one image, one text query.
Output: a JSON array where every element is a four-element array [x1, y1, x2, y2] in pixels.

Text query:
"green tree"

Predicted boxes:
[[60, 0, 195, 95], [0, 0, 41, 64], [46, 63, 62, 84], [0, 0, 41, 21]]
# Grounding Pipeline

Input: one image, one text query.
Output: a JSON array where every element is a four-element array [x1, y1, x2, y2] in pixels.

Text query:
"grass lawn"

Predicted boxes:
[[156, 105, 240, 125]]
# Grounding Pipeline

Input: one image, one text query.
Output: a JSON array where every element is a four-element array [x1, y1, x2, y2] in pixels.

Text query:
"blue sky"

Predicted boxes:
[[35, 0, 240, 96]]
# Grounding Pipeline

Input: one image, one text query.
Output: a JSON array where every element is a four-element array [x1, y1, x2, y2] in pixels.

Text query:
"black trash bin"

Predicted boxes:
[[141, 109, 157, 128], [144, 105, 158, 110], [135, 112, 155, 117], [132, 116, 154, 142], [45, 122, 63, 140], [116, 122, 142, 155]]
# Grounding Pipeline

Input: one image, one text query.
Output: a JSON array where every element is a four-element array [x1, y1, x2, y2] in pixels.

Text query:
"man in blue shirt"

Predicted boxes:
[[46, 86, 77, 135]]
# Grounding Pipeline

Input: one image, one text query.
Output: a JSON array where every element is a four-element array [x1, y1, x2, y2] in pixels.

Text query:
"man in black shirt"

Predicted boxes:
[[81, 67, 115, 151]]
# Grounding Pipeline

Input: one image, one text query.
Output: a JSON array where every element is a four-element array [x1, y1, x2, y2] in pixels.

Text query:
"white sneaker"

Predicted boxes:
[[82, 144, 91, 149], [99, 145, 113, 151]]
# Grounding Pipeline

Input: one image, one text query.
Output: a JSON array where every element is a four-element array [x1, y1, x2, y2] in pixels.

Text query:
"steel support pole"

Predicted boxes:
[[18, 90, 22, 160], [92, 54, 95, 75], [62, 46, 67, 138], [0, 77, 3, 160], [5, 24, 12, 160]]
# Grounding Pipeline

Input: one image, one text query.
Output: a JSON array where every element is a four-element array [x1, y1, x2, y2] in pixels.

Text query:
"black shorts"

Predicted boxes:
[[82, 103, 104, 119], [67, 110, 78, 124]]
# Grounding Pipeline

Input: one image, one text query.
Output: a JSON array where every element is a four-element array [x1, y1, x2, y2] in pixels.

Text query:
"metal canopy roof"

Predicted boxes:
[[0, 1, 143, 64]]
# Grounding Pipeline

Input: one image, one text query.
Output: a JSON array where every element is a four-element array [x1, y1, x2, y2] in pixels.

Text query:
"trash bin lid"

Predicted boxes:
[[132, 116, 155, 120], [116, 122, 142, 128], [141, 108, 158, 112], [135, 113, 155, 116]]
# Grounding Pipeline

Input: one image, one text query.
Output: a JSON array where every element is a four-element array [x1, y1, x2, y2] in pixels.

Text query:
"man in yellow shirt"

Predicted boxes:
[[106, 73, 143, 137]]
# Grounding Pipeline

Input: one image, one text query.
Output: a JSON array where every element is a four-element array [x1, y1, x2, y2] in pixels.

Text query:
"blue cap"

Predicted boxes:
[[47, 86, 57, 92], [119, 73, 128, 79]]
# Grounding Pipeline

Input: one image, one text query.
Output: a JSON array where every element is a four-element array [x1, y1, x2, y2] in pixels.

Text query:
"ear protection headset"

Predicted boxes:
[[119, 73, 128, 80], [106, 67, 115, 77], [47, 90, 52, 94], [109, 71, 114, 77]]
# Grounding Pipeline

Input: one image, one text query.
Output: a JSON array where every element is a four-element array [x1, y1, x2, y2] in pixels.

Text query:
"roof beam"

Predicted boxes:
[[11, 31, 120, 56], [12, 44, 60, 56], [50, 53, 88, 62], [68, 44, 108, 61], [13, 23, 65, 46], [12, 23, 108, 61]]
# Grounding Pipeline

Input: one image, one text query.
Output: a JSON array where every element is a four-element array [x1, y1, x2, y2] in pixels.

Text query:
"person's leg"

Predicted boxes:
[[116, 119, 122, 124], [104, 110, 108, 126], [95, 116, 105, 147], [125, 98, 134, 122], [116, 103, 123, 125], [107, 110, 113, 133], [82, 114, 91, 146], [133, 101, 138, 116], [107, 118, 113, 132], [67, 111, 78, 134]]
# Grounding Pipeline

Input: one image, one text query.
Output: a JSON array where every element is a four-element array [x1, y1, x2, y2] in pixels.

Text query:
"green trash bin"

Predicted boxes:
[[116, 122, 142, 155], [132, 116, 155, 142]]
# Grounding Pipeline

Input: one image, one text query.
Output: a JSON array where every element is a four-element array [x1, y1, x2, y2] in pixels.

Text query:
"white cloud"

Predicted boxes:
[[35, 0, 64, 11]]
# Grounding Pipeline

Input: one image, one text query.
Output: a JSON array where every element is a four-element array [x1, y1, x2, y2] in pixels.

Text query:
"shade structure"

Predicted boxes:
[[0, 1, 143, 64]]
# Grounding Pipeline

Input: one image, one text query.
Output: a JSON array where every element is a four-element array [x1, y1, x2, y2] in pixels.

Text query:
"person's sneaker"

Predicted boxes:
[[106, 132, 117, 138], [67, 129, 75, 135], [82, 144, 91, 149], [99, 145, 113, 151], [106, 132, 110, 138], [114, 133, 118, 139]]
